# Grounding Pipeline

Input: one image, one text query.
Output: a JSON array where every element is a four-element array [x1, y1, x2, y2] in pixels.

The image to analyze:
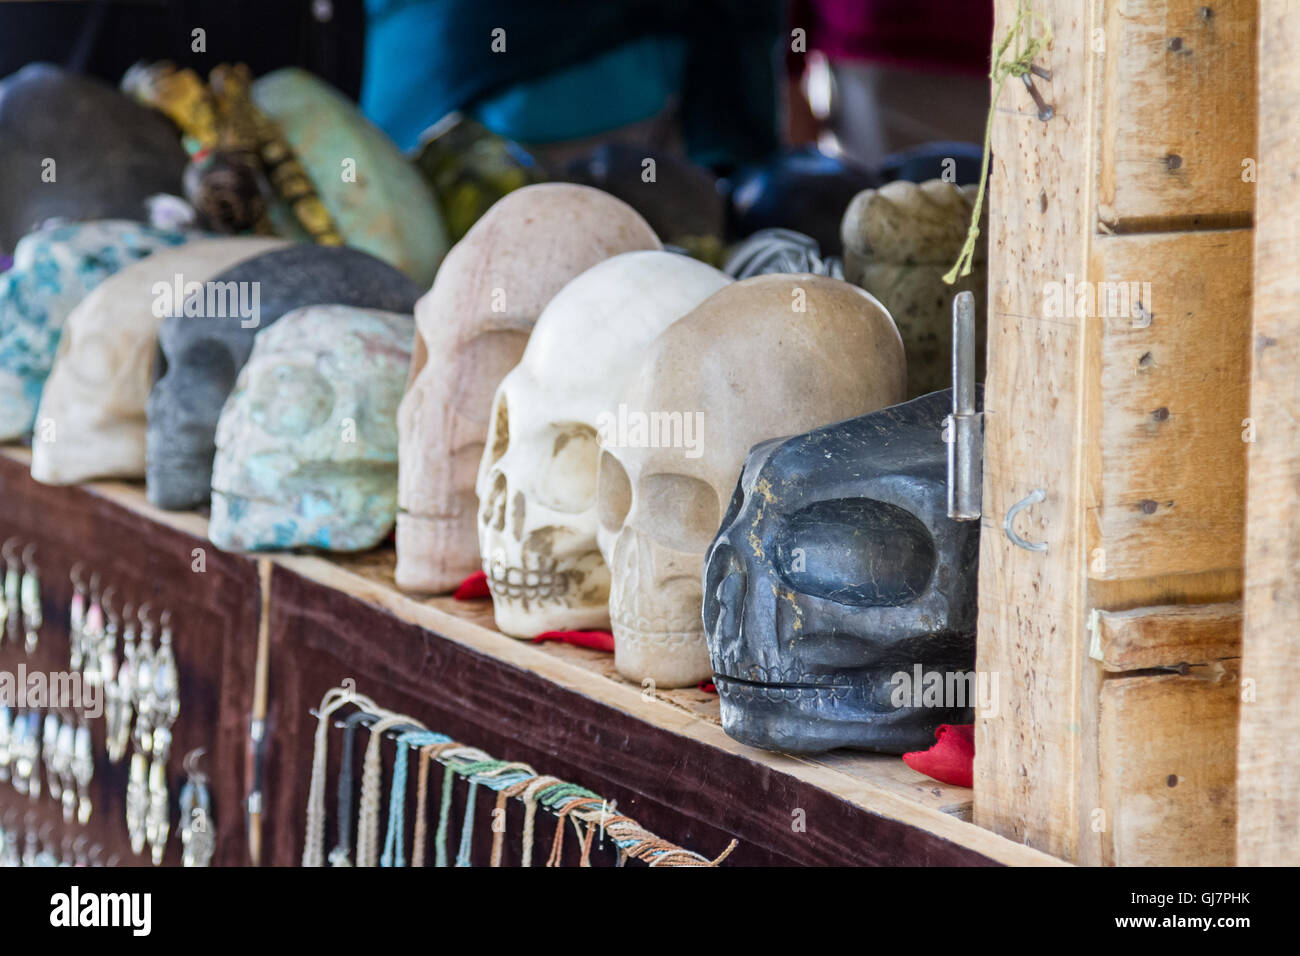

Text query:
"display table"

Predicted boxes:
[[0, 448, 1059, 866]]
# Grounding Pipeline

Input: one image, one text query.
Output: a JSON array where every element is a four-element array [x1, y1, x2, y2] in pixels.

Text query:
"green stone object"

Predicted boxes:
[[413, 113, 540, 243], [251, 68, 449, 287]]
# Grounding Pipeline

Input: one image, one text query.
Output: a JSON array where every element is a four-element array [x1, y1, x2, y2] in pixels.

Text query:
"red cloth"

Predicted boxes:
[[453, 570, 491, 600], [699, 681, 717, 694], [531, 630, 615, 653], [902, 723, 974, 788]]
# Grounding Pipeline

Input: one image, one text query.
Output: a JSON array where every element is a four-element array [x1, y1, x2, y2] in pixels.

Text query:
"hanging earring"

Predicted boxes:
[[41, 713, 61, 805], [56, 718, 76, 823], [81, 577, 104, 689], [2, 539, 19, 645], [69, 565, 87, 672], [72, 720, 93, 824], [19, 544, 41, 654], [106, 605, 136, 763], [0, 704, 11, 783], [179, 748, 214, 867], [126, 605, 155, 858], [146, 609, 178, 866]]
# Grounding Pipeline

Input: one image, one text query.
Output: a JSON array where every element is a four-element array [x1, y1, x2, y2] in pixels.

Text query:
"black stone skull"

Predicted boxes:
[[703, 388, 981, 755], [145, 244, 420, 510], [0, 63, 189, 254]]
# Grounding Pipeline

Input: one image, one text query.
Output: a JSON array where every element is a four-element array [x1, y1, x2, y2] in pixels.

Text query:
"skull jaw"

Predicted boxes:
[[31, 415, 147, 484], [714, 673, 974, 755], [209, 487, 396, 553], [490, 591, 610, 639], [395, 511, 480, 593], [145, 455, 215, 510], [612, 621, 712, 689]]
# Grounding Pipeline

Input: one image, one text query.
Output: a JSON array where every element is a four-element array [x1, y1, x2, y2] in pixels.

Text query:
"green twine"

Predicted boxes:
[[435, 764, 456, 867], [943, 0, 1054, 286]]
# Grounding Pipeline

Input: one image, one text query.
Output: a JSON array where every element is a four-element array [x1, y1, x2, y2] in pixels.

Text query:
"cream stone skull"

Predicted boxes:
[[210, 305, 413, 552], [396, 183, 660, 593], [476, 251, 731, 637], [596, 274, 907, 688], [30, 238, 289, 485]]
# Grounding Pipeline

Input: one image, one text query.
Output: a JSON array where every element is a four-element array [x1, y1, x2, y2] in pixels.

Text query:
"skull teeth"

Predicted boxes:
[[487, 565, 568, 604], [712, 673, 852, 703]]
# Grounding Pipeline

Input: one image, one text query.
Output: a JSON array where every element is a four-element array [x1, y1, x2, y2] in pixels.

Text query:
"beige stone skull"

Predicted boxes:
[[396, 183, 660, 593], [476, 251, 731, 637], [596, 274, 907, 687], [30, 237, 289, 485]]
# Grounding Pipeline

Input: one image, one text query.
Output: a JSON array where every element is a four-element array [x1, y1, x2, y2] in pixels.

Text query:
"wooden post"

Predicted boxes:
[[977, 0, 1256, 864], [1237, 0, 1300, 867]]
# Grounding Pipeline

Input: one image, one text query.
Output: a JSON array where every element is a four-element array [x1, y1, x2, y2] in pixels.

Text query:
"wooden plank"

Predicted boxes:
[[1095, 601, 1241, 671], [1099, 671, 1239, 866], [1097, 0, 1257, 230], [975, 1, 1097, 862], [1086, 229, 1252, 582], [1238, 0, 1300, 867]]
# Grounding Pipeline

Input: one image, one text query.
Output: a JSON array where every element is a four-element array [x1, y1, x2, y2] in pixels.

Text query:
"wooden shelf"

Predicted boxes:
[[1, 448, 1062, 865]]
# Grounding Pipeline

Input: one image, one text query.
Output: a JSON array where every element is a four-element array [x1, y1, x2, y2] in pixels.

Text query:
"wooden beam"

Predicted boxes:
[[975, 1, 1097, 862], [1238, 0, 1300, 867]]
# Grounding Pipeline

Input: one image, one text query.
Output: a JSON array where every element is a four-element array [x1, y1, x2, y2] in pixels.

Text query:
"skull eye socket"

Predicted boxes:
[[534, 425, 599, 514], [248, 364, 334, 437], [775, 498, 935, 607], [597, 450, 631, 532], [640, 473, 719, 554]]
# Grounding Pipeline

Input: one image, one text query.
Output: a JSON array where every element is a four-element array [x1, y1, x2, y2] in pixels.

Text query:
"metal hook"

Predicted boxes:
[[159, 608, 173, 630], [70, 562, 87, 592], [89, 572, 101, 596], [138, 602, 153, 628], [1, 537, 19, 564], [1003, 488, 1048, 552], [183, 747, 207, 780], [1021, 71, 1054, 122], [20, 543, 36, 569]]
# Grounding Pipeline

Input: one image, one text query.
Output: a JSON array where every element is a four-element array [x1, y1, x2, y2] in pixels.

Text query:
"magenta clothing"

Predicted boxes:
[[791, 0, 994, 76]]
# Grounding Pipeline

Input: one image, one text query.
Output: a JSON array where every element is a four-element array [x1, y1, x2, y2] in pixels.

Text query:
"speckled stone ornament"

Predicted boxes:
[[414, 113, 540, 244], [723, 228, 843, 280], [841, 180, 986, 396], [0, 64, 189, 253], [0, 220, 195, 443], [210, 305, 413, 552], [146, 244, 421, 511], [30, 237, 289, 485], [396, 183, 660, 595], [704, 389, 981, 755], [251, 68, 449, 287]]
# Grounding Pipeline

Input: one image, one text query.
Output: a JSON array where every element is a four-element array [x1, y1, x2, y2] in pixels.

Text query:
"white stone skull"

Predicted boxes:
[[595, 274, 907, 688], [476, 251, 731, 637], [30, 237, 288, 484], [210, 305, 413, 552], [396, 183, 660, 593]]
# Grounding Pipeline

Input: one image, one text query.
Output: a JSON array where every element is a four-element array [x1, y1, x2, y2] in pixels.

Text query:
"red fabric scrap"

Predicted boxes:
[[453, 570, 491, 600], [531, 630, 615, 653], [699, 681, 717, 694], [902, 723, 974, 788]]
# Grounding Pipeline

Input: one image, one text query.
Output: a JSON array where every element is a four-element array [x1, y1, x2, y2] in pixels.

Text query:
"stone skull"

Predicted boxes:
[[395, 183, 660, 594], [703, 389, 981, 755], [0, 219, 195, 443], [476, 251, 731, 637], [31, 237, 288, 484], [210, 305, 413, 552], [0, 64, 189, 253], [146, 244, 421, 510], [596, 273, 906, 688]]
